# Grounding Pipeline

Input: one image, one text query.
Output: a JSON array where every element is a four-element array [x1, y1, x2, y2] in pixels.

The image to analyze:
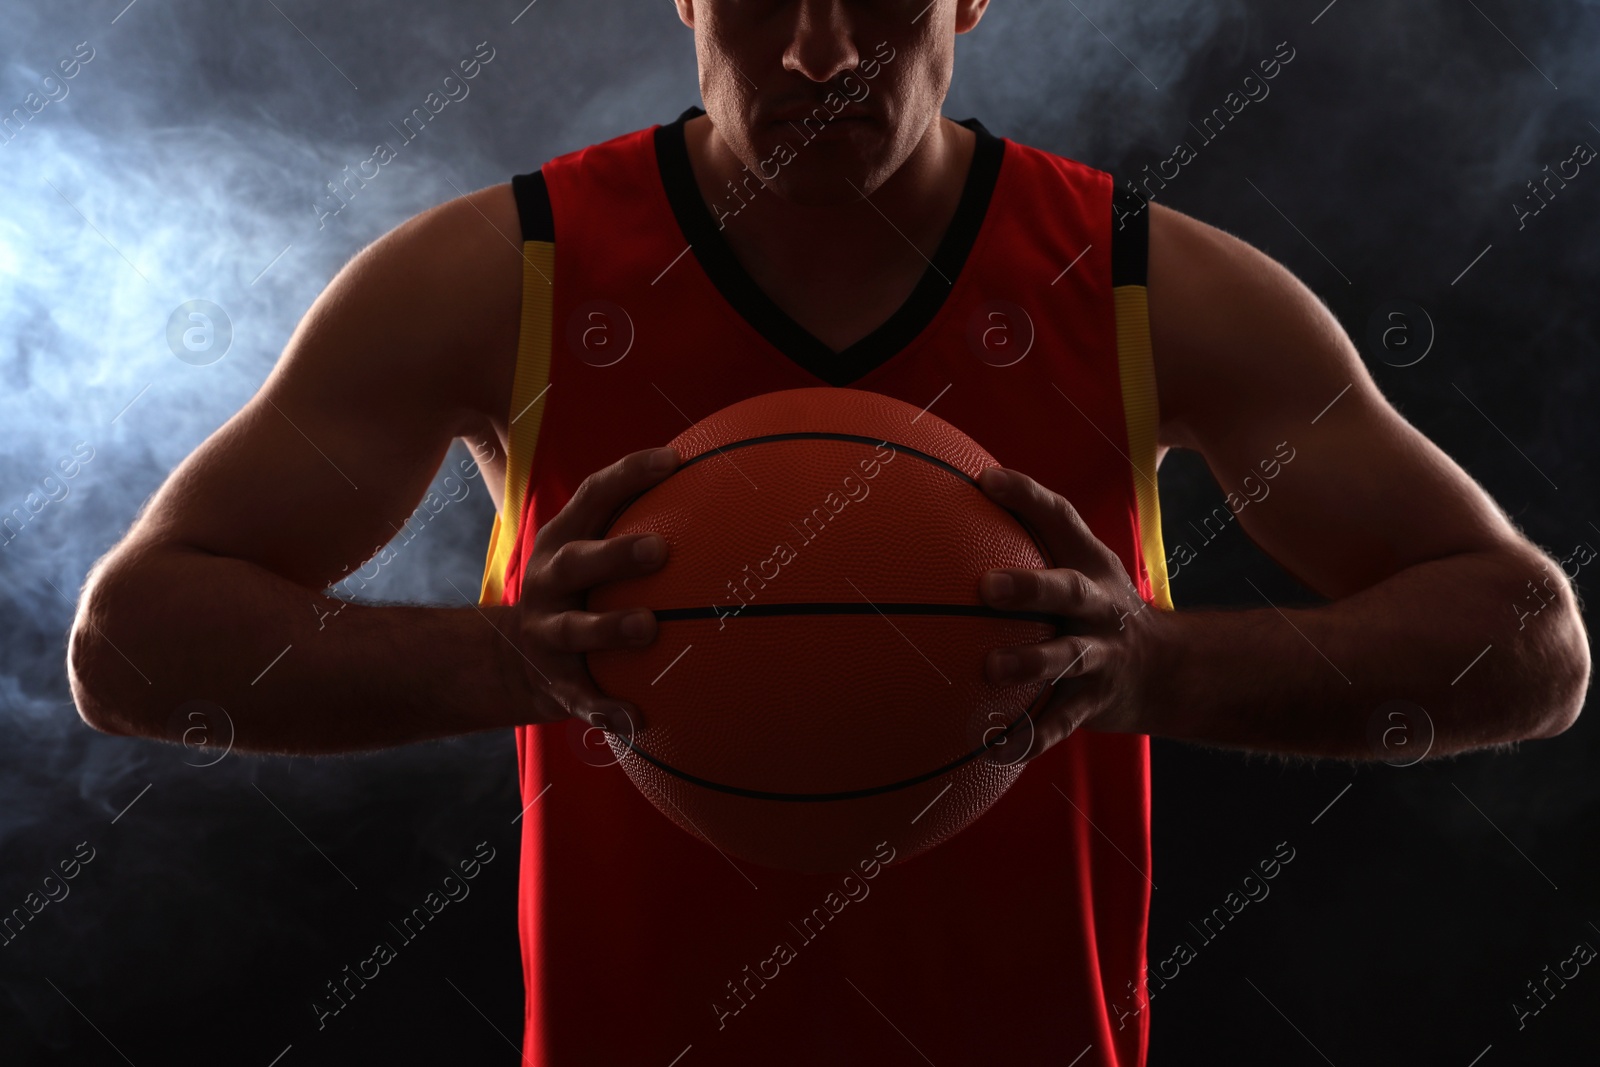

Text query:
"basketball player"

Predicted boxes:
[[68, 1, 1589, 1064]]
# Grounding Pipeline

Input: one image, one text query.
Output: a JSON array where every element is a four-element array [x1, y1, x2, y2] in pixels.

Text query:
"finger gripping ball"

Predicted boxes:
[[585, 386, 1058, 873]]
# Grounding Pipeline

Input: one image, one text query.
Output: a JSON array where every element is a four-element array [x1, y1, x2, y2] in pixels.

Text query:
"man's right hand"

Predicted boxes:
[[499, 446, 681, 735]]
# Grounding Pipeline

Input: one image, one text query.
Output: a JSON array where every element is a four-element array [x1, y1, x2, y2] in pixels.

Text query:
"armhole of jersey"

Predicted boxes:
[[478, 168, 556, 608], [1111, 183, 1173, 612]]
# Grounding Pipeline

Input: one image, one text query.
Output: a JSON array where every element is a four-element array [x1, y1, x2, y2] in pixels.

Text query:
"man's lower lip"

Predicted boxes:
[[772, 115, 871, 124]]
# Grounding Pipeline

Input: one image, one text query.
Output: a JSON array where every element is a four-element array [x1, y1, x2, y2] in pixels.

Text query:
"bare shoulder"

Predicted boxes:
[[399, 181, 526, 505], [1144, 200, 1360, 454], [273, 181, 526, 441], [275, 180, 527, 513], [362, 182, 526, 437]]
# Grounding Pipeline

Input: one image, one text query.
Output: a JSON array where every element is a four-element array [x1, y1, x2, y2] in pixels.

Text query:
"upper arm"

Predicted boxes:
[[102, 182, 524, 590], [1146, 201, 1528, 600]]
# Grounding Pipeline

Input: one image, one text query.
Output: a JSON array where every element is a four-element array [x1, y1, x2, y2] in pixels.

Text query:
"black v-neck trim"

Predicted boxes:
[[655, 104, 1005, 387]]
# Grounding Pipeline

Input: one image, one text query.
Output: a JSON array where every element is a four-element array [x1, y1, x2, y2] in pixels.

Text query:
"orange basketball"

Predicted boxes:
[[585, 387, 1059, 873]]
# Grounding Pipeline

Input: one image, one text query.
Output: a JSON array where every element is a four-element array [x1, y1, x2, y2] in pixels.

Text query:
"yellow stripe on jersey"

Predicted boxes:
[[478, 240, 556, 608], [1114, 282, 1173, 612]]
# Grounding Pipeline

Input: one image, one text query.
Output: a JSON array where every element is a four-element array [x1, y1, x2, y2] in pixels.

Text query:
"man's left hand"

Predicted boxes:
[[976, 465, 1164, 764]]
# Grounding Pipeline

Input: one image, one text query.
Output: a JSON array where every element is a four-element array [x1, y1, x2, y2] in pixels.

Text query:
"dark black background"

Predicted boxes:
[[1, 1, 1595, 1063]]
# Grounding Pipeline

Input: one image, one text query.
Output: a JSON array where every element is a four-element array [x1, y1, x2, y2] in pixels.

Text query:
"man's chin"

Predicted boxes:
[[746, 149, 891, 207], [763, 174, 881, 208]]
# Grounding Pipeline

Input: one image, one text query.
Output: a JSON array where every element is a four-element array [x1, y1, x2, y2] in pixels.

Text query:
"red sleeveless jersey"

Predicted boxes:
[[476, 105, 1171, 1066]]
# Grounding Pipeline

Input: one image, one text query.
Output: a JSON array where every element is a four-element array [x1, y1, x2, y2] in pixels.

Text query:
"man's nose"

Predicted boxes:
[[782, 0, 863, 83]]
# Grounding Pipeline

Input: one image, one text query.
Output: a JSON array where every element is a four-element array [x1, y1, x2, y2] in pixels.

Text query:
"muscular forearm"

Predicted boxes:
[[68, 547, 527, 755], [1140, 546, 1592, 759]]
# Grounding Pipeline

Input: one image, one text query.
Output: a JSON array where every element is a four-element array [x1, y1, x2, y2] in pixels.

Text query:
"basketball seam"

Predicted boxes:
[[610, 678, 1056, 803], [674, 431, 974, 483], [651, 603, 1061, 622]]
